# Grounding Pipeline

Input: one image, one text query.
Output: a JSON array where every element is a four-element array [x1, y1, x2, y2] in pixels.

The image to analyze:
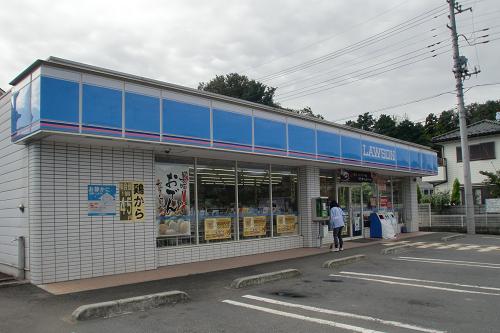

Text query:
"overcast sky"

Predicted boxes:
[[1, 0, 498, 123]]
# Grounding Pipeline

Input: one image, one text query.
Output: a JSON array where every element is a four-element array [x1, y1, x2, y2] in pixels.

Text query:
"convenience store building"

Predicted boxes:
[[0, 57, 437, 284]]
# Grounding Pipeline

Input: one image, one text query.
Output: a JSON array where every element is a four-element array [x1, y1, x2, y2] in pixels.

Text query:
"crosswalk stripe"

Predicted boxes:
[[456, 245, 481, 251], [416, 242, 444, 248], [435, 244, 462, 250], [477, 246, 500, 252]]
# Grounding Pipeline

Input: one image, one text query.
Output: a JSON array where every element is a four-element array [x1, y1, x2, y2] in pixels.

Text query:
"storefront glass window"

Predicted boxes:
[[271, 165, 299, 236], [155, 156, 195, 247], [197, 159, 236, 243], [320, 170, 336, 201], [238, 162, 271, 239]]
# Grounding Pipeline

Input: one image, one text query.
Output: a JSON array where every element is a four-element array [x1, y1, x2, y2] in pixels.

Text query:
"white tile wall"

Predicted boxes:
[[402, 177, 419, 232], [29, 141, 156, 284], [157, 236, 303, 266], [0, 92, 30, 277], [299, 166, 321, 247]]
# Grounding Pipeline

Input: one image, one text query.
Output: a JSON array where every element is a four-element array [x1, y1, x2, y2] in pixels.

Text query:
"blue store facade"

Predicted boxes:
[[0, 57, 437, 284]]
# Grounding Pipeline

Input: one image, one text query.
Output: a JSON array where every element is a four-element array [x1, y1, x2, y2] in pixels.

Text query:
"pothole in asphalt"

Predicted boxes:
[[271, 291, 306, 298], [408, 299, 441, 308], [323, 279, 344, 283]]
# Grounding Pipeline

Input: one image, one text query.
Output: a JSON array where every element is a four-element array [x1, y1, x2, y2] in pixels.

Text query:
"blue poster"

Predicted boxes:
[[88, 184, 117, 216]]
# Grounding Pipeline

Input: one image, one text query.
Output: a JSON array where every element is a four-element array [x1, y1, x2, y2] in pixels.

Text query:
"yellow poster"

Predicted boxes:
[[204, 217, 232, 240], [243, 216, 267, 237], [276, 214, 297, 234], [119, 181, 145, 222]]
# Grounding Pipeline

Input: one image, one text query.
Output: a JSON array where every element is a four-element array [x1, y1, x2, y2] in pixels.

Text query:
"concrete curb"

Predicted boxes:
[[231, 269, 301, 289], [72, 290, 190, 321], [322, 254, 366, 269], [0, 280, 29, 289], [441, 234, 466, 241], [381, 244, 412, 255]]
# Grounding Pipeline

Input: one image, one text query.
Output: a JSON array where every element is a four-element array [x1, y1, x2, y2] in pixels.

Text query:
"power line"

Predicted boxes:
[[276, 39, 452, 98], [256, 5, 449, 82], [277, 48, 452, 102], [276, 38, 485, 102], [236, 0, 409, 76], [333, 82, 500, 123]]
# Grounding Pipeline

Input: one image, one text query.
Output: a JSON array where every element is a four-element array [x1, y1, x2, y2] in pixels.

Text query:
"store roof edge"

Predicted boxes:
[[10, 57, 436, 152]]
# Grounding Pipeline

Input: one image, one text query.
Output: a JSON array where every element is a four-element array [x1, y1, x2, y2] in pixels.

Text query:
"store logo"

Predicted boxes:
[[362, 144, 396, 161]]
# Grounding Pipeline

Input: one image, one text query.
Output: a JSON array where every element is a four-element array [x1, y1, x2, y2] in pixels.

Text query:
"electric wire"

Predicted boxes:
[[256, 5, 450, 82]]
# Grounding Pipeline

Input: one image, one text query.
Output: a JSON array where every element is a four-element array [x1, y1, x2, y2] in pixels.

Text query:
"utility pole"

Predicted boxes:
[[448, 0, 478, 234]]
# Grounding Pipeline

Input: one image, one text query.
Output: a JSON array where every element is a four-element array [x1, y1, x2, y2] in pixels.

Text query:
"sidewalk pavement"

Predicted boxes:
[[39, 231, 430, 295]]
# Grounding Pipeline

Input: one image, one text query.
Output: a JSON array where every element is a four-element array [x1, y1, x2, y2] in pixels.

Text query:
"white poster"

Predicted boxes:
[[155, 164, 191, 236]]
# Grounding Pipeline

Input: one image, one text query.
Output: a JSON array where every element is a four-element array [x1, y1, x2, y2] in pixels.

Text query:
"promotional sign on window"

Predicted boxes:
[[243, 216, 267, 237], [119, 181, 145, 222], [276, 214, 297, 234], [88, 185, 116, 216], [155, 164, 191, 236], [204, 217, 232, 240]]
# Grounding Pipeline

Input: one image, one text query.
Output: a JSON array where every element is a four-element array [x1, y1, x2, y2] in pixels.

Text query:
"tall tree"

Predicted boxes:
[[198, 73, 278, 107], [450, 178, 461, 205], [199, 73, 324, 119], [373, 114, 397, 137], [346, 112, 375, 131], [466, 100, 500, 124]]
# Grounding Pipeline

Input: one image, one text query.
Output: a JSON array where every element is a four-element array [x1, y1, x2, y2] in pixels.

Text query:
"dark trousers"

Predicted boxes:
[[333, 226, 344, 249]]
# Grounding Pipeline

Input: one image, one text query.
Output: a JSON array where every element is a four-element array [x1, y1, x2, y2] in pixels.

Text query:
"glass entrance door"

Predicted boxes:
[[337, 185, 363, 239]]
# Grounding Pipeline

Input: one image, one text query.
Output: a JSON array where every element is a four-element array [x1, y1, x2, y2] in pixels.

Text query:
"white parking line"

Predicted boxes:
[[393, 258, 500, 269], [398, 257, 500, 267], [222, 300, 386, 333], [242, 295, 446, 333], [330, 274, 500, 296], [339, 271, 500, 291]]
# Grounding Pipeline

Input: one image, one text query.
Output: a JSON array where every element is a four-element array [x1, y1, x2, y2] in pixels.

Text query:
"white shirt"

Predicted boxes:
[[330, 207, 345, 228]]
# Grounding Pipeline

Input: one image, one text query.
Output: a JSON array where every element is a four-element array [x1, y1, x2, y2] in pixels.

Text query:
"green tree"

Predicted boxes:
[[450, 178, 461, 205], [479, 170, 500, 197], [199, 73, 324, 119], [198, 73, 278, 107], [466, 100, 500, 124], [346, 112, 375, 131], [373, 114, 397, 137]]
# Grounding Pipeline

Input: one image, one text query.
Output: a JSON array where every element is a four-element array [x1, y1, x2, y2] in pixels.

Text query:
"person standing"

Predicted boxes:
[[329, 200, 345, 252]]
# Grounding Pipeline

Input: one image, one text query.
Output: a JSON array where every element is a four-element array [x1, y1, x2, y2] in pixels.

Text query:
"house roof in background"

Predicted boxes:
[[432, 120, 500, 143]]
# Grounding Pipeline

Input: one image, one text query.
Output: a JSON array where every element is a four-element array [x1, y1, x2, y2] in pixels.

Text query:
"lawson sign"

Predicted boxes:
[[362, 141, 397, 167]]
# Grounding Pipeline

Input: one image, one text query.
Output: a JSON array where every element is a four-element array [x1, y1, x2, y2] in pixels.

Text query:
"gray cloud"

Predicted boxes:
[[0, 0, 498, 123]]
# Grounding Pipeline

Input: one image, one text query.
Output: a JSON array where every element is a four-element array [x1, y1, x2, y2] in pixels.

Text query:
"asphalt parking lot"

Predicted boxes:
[[1, 233, 499, 332]]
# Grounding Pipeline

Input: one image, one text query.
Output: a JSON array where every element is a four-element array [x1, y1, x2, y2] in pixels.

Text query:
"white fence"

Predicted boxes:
[[418, 203, 500, 229]]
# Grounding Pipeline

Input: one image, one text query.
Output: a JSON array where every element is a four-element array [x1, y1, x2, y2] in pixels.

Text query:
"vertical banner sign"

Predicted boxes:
[[119, 181, 133, 221], [88, 185, 116, 216], [119, 181, 145, 222], [155, 164, 191, 236], [132, 182, 145, 221]]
